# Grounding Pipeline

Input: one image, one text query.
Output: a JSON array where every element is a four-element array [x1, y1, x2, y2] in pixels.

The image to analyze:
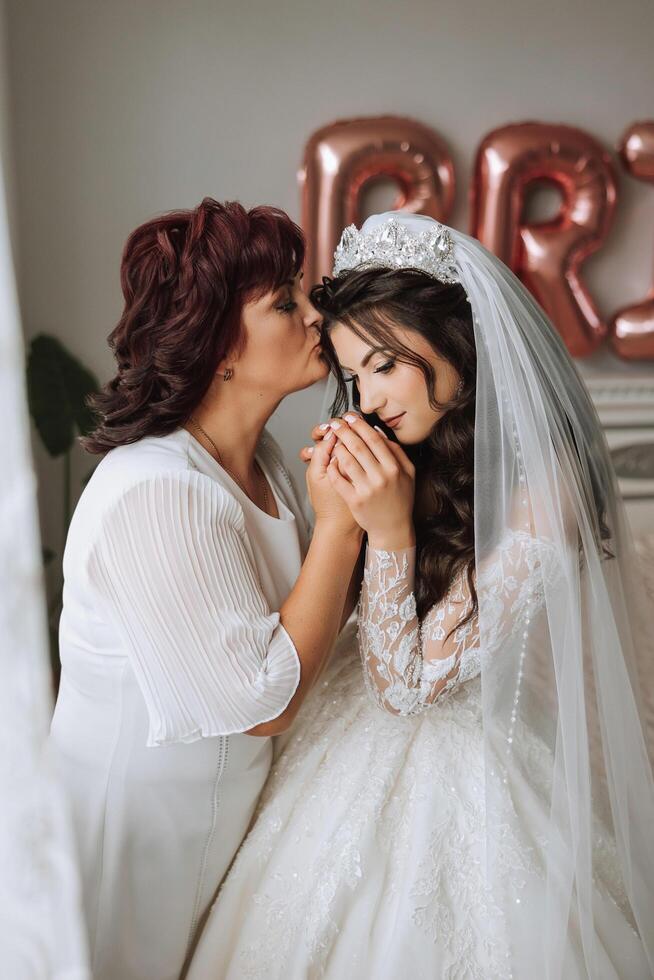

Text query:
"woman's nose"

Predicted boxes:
[[357, 382, 384, 417], [299, 293, 321, 328]]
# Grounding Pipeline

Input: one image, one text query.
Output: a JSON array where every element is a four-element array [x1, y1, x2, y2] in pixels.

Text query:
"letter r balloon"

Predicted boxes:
[[471, 123, 617, 357], [299, 116, 455, 286]]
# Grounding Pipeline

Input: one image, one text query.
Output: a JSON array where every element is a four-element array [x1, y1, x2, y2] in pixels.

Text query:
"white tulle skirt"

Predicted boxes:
[[187, 626, 650, 980]]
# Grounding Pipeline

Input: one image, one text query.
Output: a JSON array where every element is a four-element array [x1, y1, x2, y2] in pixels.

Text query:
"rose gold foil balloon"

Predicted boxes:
[[610, 122, 654, 360], [471, 122, 617, 357], [300, 116, 455, 285]]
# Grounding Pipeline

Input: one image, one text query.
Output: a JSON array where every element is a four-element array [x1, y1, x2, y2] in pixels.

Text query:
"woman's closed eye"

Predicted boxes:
[[343, 359, 396, 384], [276, 299, 298, 314], [374, 359, 396, 375]]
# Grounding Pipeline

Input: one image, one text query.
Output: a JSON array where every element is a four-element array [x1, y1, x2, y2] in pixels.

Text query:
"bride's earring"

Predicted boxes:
[[223, 368, 233, 381], [455, 378, 463, 397]]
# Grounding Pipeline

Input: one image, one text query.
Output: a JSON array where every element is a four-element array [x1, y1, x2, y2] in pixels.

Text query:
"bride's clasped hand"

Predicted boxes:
[[302, 413, 416, 550]]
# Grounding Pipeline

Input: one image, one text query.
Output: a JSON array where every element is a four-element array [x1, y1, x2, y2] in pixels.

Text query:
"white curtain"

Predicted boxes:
[[0, 12, 89, 976]]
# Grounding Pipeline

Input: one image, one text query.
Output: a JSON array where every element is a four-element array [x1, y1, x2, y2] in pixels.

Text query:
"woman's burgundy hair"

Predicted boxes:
[[82, 198, 305, 454]]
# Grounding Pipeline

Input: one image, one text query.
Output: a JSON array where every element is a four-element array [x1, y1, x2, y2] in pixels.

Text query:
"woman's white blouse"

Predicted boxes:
[[61, 428, 305, 746], [51, 427, 310, 979]]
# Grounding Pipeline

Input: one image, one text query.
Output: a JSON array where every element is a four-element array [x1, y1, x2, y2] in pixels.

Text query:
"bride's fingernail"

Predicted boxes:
[[306, 446, 314, 455], [318, 423, 330, 431], [329, 420, 342, 430], [374, 425, 389, 439], [325, 430, 336, 441], [343, 414, 358, 424]]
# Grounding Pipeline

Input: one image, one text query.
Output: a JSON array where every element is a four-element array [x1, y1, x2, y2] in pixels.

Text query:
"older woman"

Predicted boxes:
[[49, 199, 362, 980]]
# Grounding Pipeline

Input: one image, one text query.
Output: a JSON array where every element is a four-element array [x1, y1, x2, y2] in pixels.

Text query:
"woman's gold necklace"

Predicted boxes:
[[188, 416, 270, 514]]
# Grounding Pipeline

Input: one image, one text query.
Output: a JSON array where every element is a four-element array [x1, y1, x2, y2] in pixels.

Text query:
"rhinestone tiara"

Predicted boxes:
[[332, 215, 460, 284]]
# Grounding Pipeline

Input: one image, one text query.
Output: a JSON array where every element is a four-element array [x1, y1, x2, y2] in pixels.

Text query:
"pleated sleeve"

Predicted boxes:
[[87, 470, 301, 746]]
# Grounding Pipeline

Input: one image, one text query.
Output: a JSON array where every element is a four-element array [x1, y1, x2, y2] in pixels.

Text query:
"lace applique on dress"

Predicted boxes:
[[357, 529, 561, 716]]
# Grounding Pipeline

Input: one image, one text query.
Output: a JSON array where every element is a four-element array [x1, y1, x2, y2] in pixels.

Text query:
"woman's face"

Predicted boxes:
[[329, 320, 461, 445], [234, 275, 327, 396]]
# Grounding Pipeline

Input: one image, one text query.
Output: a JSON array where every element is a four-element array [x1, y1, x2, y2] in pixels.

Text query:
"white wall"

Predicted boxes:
[[5, 0, 654, 558]]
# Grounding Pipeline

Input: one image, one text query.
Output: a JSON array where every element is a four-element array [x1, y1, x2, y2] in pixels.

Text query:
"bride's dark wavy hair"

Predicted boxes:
[[312, 266, 615, 623], [83, 199, 304, 454], [311, 267, 478, 621]]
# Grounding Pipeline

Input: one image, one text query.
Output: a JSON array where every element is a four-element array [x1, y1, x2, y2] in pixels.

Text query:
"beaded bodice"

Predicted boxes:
[[357, 529, 561, 716]]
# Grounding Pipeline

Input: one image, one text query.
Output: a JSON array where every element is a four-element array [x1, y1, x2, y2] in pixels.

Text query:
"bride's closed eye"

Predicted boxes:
[[374, 359, 396, 375], [343, 359, 396, 384]]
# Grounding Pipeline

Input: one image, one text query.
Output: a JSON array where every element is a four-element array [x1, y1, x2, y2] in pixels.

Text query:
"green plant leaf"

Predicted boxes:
[[26, 334, 100, 457]]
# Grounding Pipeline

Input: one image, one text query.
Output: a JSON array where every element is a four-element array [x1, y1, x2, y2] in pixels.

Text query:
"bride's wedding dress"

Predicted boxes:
[[187, 529, 649, 980]]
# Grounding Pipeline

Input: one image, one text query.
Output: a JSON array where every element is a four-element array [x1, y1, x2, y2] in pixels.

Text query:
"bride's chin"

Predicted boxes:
[[395, 424, 423, 446], [400, 415, 445, 445]]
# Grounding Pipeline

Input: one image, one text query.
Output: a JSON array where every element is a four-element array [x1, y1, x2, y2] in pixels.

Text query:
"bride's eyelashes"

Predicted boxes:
[[343, 359, 396, 384]]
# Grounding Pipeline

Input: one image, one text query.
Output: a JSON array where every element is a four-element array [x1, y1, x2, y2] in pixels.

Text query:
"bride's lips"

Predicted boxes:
[[382, 412, 405, 429]]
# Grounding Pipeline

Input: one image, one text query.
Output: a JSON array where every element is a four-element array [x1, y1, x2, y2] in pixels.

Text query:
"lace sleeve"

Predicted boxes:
[[357, 529, 560, 716]]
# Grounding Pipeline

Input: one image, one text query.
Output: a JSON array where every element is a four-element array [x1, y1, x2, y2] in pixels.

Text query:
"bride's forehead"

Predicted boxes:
[[330, 323, 383, 358]]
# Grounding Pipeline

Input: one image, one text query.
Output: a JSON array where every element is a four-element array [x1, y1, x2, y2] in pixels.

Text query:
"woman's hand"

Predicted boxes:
[[325, 414, 416, 550], [298, 420, 334, 464], [302, 426, 362, 540]]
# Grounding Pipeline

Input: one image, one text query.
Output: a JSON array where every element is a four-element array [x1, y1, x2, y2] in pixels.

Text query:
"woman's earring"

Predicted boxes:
[[223, 368, 233, 381], [455, 378, 463, 397]]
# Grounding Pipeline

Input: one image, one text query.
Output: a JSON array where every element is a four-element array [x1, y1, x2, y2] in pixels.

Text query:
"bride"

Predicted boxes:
[[187, 213, 654, 979]]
